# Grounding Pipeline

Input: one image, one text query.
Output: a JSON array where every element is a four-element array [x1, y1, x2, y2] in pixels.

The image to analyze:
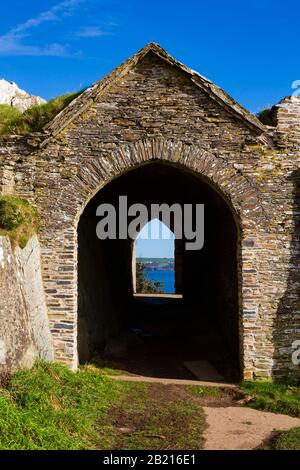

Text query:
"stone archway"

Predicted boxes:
[[77, 160, 241, 379], [40, 138, 265, 377]]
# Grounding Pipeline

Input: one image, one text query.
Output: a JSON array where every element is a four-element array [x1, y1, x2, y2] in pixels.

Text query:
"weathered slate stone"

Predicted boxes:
[[0, 235, 53, 373]]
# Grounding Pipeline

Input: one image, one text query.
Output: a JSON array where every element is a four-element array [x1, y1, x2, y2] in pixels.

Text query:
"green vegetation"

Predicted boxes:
[[110, 382, 205, 450], [0, 362, 118, 450], [274, 427, 300, 450], [0, 362, 206, 450], [241, 381, 300, 450], [241, 381, 300, 417], [0, 91, 83, 137], [136, 261, 164, 294], [0, 105, 22, 135], [0, 195, 39, 248]]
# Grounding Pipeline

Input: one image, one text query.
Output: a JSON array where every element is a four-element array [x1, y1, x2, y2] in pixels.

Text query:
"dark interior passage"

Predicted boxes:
[[78, 162, 240, 381]]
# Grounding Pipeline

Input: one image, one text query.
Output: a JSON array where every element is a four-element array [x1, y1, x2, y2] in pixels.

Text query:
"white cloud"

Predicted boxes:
[[75, 26, 110, 38], [0, 0, 85, 56], [0, 37, 70, 57], [9, 0, 84, 36]]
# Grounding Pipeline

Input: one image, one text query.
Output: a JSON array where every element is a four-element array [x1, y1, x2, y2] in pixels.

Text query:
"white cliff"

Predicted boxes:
[[0, 79, 46, 112]]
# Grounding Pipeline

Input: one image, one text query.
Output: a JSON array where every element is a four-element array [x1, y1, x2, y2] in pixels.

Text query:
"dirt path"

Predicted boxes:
[[203, 406, 300, 450], [110, 374, 235, 388], [109, 382, 206, 450], [110, 376, 300, 450]]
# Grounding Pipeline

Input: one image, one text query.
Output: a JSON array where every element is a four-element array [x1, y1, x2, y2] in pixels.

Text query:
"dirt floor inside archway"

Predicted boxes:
[[100, 294, 238, 383]]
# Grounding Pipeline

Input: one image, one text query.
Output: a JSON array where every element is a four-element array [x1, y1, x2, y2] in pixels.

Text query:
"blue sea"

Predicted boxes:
[[145, 269, 175, 294]]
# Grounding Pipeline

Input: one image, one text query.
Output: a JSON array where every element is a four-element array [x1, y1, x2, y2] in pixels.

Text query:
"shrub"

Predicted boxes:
[[136, 261, 164, 294]]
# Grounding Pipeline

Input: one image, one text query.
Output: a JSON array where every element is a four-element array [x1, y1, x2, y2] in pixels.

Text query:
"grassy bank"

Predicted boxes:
[[0, 362, 205, 450], [273, 427, 300, 450], [241, 381, 300, 417], [0, 91, 82, 137], [0, 195, 38, 248]]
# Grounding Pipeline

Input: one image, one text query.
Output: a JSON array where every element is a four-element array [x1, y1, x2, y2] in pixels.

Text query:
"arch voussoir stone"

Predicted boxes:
[[47, 137, 267, 233]]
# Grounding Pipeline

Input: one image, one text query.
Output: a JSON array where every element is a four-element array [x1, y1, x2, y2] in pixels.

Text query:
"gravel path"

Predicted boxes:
[[203, 406, 300, 450]]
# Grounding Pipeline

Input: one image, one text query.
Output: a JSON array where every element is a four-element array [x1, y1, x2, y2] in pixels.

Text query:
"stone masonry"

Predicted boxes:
[[0, 43, 300, 380]]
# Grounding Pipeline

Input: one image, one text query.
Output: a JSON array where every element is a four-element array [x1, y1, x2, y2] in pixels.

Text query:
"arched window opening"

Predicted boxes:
[[134, 219, 175, 295]]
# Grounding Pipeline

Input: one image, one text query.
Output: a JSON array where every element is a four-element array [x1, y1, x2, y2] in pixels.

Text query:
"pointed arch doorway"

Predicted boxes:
[[77, 161, 240, 381], [133, 218, 179, 296]]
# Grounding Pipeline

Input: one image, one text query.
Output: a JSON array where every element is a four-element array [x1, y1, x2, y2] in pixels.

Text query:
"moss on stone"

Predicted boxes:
[[0, 196, 39, 248]]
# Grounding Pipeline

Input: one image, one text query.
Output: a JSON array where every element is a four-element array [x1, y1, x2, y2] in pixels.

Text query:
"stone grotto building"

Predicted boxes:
[[0, 43, 300, 382]]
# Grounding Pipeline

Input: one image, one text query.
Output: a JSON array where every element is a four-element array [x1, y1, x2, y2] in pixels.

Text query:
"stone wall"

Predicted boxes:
[[274, 96, 300, 150], [0, 44, 299, 380], [0, 235, 53, 374]]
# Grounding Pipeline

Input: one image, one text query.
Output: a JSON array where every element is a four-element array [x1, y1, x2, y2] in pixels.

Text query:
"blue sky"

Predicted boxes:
[[0, 0, 299, 113], [136, 220, 175, 259]]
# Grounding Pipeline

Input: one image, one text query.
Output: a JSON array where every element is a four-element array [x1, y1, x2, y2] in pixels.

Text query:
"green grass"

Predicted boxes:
[[241, 381, 300, 450], [241, 381, 300, 417], [0, 105, 22, 135], [110, 383, 206, 450], [0, 362, 206, 450], [0, 91, 82, 137], [274, 427, 300, 450], [241, 382, 300, 450], [0, 195, 39, 248], [0, 362, 119, 450]]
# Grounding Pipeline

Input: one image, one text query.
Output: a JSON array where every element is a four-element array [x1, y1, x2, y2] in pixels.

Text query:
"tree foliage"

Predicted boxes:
[[136, 261, 164, 294]]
